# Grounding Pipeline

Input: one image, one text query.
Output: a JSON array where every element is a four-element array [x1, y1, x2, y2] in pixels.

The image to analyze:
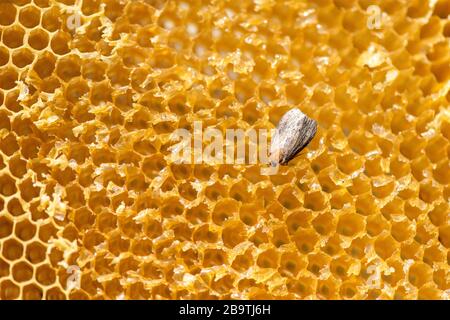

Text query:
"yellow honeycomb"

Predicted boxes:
[[0, 0, 449, 300]]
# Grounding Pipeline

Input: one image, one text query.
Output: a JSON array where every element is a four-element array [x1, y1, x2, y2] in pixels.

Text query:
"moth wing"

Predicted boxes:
[[279, 115, 317, 164]]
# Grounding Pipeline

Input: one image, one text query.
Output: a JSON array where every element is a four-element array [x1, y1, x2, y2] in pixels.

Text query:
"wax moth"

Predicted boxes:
[[270, 108, 317, 166]]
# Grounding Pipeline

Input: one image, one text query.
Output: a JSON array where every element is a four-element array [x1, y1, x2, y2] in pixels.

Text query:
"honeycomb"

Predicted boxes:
[[0, 0, 449, 300]]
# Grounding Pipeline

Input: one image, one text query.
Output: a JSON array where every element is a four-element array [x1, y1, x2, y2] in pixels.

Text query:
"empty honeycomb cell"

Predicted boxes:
[[15, 220, 36, 241], [404, 201, 426, 221], [330, 255, 355, 279], [38, 223, 57, 243], [374, 235, 398, 260], [317, 277, 339, 300], [82, 59, 106, 82], [311, 152, 334, 174], [423, 245, 445, 266], [364, 157, 384, 177], [203, 249, 227, 267], [406, 0, 429, 18], [401, 241, 423, 260], [12, 261, 33, 283], [408, 262, 433, 288], [83, 230, 106, 251], [88, 191, 111, 212], [19, 5, 41, 28], [270, 226, 289, 248], [11, 48, 33, 68], [348, 176, 371, 196], [354, 193, 378, 216], [239, 204, 262, 227], [257, 249, 279, 269], [417, 285, 443, 300], [194, 165, 215, 182], [294, 230, 319, 254], [371, 177, 395, 198], [25, 241, 46, 264], [0, 215, 14, 240], [411, 156, 432, 181], [366, 214, 390, 237], [0, 280, 20, 300], [428, 203, 448, 227], [118, 256, 139, 277], [330, 190, 353, 209], [68, 289, 90, 300], [303, 191, 327, 211], [0, 47, 10, 67], [71, 207, 94, 231], [286, 276, 315, 298], [415, 222, 437, 245], [419, 182, 441, 203], [286, 211, 312, 235], [0, 217, 13, 238], [130, 238, 152, 256], [144, 220, 162, 238], [40, 6, 60, 31], [107, 232, 130, 256], [45, 287, 66, 300], [65, 78, 90, 103], [19, 138, 39, 160], [19, 178, 40, 201], [221, 220, 246, 248], [1, 133, 20, 156], [12, 117, 34, 139], [322, 235, 343, 256], [277, 187, 300, 210], [345, 236, 368, 259], [339, 280, 362, 300], [119, 46, 147, 68], [250, 228, 270, 247], [118, 215, 141, 239], [64, 185, 85, 209], [420, 16, 442, 39], [159, 198, 183, 218], [0, 2, 17, 26], [3, 239, 24, 261], [0, 257, 9, 277], [391, 219, 414, 242], [23, 283, 43, 300], [433, 0, 450, 17], [211, 199, 238, 225], [28, 29, 49, 50], [55, 55, 81, 82], [337, 213, 365, 237], [39, 75, 61, 93], [0, 174, 17, 196], [50, 31, 71, 55], [433, 269, 448, 290], [0, 68, 19, 90], [3, 25, 26, 49], [438, 225, 450, 248]]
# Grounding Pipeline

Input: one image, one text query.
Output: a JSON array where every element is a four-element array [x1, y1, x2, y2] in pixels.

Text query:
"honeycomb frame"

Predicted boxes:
[[0, 0, 449, 300]]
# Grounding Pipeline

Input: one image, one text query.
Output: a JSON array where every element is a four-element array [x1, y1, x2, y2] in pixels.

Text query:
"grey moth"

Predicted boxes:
[[270, 108, 317, 166]]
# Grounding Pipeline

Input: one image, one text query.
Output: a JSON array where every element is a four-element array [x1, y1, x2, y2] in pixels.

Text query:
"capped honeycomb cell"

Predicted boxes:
[[0, 0, 448, 301]]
